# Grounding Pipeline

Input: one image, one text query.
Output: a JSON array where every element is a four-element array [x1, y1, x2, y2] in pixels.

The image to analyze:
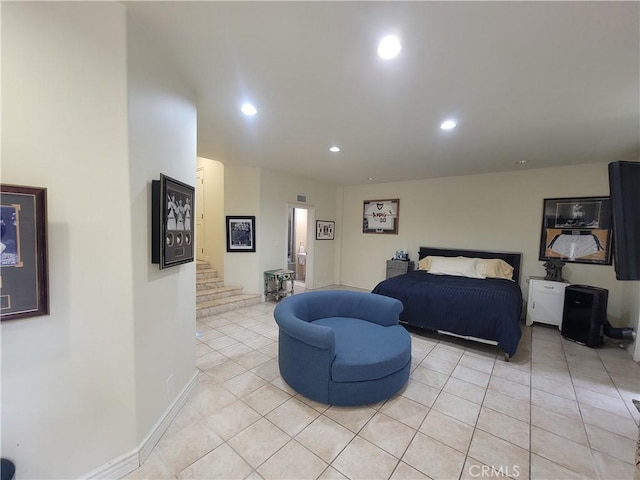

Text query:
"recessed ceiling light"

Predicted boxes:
[[241, 103, 257, 116], [368, 177, 374, 181], [377, 35, 401, 59], [440, 120, 457, 130], [516, 160, 528, 165], [329, 146, 341, 153]]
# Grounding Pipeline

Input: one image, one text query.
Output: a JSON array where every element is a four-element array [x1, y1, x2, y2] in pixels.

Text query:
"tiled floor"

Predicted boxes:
[[126, 292, 640, 480]]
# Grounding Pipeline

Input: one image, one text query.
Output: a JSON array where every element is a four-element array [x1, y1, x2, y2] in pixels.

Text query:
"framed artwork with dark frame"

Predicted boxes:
[[152, 174, 195, 269], [538, 196, 613, 265], [363, 199, 399, 234], [0, 184, 49, 321], [316, 220, 335, 240], [226, 216, 256, 252]]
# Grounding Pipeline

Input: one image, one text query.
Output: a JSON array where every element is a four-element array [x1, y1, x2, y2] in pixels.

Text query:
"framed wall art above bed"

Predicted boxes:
[[538, 196, 613, 265], [363, 199, 399, 234]]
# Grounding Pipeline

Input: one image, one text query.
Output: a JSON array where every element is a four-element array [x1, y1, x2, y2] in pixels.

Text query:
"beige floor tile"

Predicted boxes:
[[428, 344, 464, 364], [452, 364, 491, 388], [580, 403, 638, 440], [124, 451, 175, 480], [379, 395, 430, 429], [411, 364, 450, 390], [584, 423, 636, 465], [178, 443, 253, 479], [530, 453, 584, 480], [531, 372, 576, 400], [184, 382, 238, 417], [432, 391, 481, 426], [359, 412, 417, 458], [591, 450, 637, 480], [459, 456, 510, 479], [196, 350, 227, 371], [482, 390, 530, 423], [531, 388, 580, 420], [195, 342, 214, 358], [222, 370, 267, 398], [418, 355, 457, 376], [257, 440, 327, 480], [476, 406, 530, 450], [201, 359, 247, 384], [443, 376, 486, 405], [156, 422, 224, 474], [164, 403, 203, 438], [250, 358, 280, 382], [233, 350, 271, 370], [227, 418, 290, 468], [297, 415, 355, 463], [242, 383, 291, 416], [324, 405, 377, 433], [204, 400, 261, 440], [389, 461, 432, 479], [530, 404, 588, 445], [318, 466, 349, 480], [530, 426, 597, 479], [491, 362, 531, 387], [265, 397, 320, 436], [574, 386, 630, 417], [419, 409, 474, 454], [243, 335, 273, 350], [400, 378, 440, 407], [458, 351, 496, 375], [487, 375, 531, 401], [206, 335, 239, 351], [332, 436, 399, 480], [468, 430, 530, 480], [402, 432, 466, 479]]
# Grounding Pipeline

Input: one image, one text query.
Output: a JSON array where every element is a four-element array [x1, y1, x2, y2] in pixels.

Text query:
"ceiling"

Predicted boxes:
[[124, 1, 640, 186]]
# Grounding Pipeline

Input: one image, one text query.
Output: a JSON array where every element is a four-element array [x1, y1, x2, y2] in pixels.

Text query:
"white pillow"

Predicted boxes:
[[428, 256, 485, 279]]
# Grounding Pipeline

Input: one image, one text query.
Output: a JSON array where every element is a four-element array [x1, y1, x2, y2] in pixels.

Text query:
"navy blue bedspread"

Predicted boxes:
[[372, 271, 523, 356]]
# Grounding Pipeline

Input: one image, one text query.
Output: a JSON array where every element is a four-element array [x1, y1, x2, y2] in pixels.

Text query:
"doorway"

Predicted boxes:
[[287, 205, 310, 290]]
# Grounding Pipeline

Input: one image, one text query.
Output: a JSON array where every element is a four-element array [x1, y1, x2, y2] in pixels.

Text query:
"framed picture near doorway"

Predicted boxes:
[[0, 184, 49, 321], [538, 196, 613, 265], [316, 220, 335, 240], [226, 216, 256, 252]]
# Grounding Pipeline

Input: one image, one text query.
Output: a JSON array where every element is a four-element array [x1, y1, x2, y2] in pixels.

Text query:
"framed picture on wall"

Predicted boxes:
[[538, 196, 613, 265], [152, 174, 195, 269], [363, 199, 399, 234], [316, 220, 335, 240], [226, 216, 256, 252], [0, 184, 49, 321]]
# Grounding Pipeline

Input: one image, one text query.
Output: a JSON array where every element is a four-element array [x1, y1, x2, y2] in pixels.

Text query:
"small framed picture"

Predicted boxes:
[[363, 199, 399, 234], [316, 220, 335, 240], [152, 174, 195, 269], [0, 184, 49, 321], [538, 196, 613, 265], [226, 216, 256, 252]]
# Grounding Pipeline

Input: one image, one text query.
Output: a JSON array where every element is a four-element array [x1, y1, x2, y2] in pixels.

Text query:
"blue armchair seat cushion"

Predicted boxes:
[[313, 317, 411, 382]]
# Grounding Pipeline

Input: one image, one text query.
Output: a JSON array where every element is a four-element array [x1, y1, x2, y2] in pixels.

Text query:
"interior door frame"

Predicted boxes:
[[285, 203, 315, 290]]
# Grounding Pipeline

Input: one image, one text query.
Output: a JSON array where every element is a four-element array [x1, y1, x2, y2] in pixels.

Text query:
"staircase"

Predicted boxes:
[[196, 260, 261, 318]]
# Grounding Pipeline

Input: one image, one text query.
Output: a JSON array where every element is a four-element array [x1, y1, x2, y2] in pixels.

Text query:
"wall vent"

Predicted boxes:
[[297, 195, 307, 203]]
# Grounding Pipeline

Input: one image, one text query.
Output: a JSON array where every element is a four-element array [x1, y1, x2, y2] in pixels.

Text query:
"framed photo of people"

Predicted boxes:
[[152, 174, 195, 269], [316, 220, 335, 240], [538, 196, 613, 265], [0, 184, 49, 321], [226, 216, 256, 252], [363, 199, 399, 234]]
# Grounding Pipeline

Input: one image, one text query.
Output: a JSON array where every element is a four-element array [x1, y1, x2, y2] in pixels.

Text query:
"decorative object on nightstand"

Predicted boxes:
[[264, 269, 295, 302], [543, 259, 566, 281], [526, 277, 569, 327], [386, 259, 415, 279]]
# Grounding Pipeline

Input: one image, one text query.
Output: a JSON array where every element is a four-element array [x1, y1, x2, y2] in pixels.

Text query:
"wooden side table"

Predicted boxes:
[[264, 269, 295, 302]]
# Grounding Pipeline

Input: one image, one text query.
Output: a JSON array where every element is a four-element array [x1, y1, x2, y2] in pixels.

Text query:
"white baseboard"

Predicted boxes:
[[83, 370, 200, 479]]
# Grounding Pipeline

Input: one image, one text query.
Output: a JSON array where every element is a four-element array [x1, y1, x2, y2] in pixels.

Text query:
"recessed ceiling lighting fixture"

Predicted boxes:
[[440, 120, 457, 130], [329, 146, 341, 153], [377, 35, 401, 59], [368, 177, 374, 181], [241, 103, 257, 116], [516, 160, 528, 165]]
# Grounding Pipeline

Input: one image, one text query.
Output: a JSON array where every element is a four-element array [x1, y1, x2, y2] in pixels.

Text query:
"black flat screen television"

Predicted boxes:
[[608, 161, 640, 280]]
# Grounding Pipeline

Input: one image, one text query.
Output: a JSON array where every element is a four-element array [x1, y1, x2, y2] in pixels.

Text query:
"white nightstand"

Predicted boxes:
[[526, 277, 569, 328]]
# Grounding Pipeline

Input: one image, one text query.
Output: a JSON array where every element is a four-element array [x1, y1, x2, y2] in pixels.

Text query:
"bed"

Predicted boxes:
[[372, 247, 524, 359]]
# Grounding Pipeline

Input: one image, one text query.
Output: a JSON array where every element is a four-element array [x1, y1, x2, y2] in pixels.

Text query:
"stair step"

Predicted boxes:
[[197, 277, 224, 290], [196, 261, 210, 271], [196, 294, 262, 318], [196, 286, 244, 303], [197, 268, 218, 280]]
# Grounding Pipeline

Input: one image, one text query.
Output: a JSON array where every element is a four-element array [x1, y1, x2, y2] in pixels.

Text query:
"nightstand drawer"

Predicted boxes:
[[530, 280, 566, 294]]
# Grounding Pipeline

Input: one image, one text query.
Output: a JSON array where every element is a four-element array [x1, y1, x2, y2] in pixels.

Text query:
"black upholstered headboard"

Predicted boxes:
[[418, 247, 523, 285]]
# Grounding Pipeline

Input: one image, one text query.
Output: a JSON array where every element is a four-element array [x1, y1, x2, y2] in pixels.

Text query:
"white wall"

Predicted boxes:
[[339, 163, 638, 352], [1, 3, 136, 478], [126, 14, 197, 445], [1, 3, 198, 478], [197, 157, 225, 276]]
